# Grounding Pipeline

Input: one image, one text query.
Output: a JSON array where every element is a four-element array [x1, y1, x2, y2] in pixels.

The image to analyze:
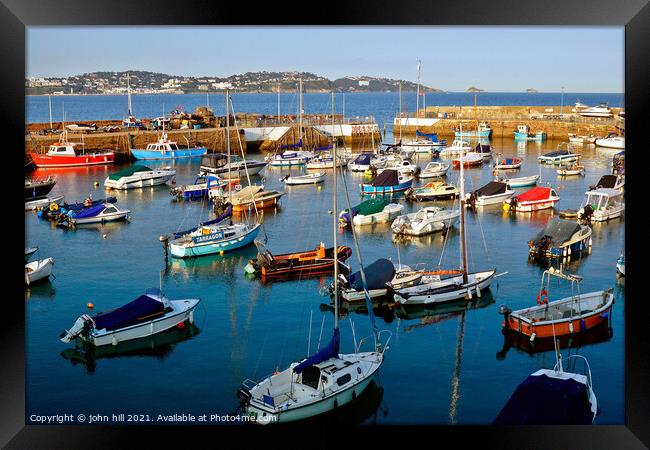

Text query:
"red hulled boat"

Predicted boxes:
[[29, 135, 114, 168]]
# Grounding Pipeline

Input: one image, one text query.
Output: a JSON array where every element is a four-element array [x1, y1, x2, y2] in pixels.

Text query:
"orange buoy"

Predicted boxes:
[[87, 302, 94, 309]]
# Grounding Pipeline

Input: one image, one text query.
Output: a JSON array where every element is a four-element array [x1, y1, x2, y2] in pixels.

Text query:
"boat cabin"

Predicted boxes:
[[145, 139, 181, 153], [580, 188, 624, 211], [517, 125, 529, 134], [46, 143, 80, 156]]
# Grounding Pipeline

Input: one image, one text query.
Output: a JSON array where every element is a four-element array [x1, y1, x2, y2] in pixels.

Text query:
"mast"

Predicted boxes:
[[226, 89, 232, 202], [277, 83, 280, 123], [299, 79, 303, 149], [127, 72, 132, 116], [332, 90, 339, 331], [416, 59, 421, 129], [48, 94, 52, 129], [398, 82, 403, 142], [459, 122, 469, 284]]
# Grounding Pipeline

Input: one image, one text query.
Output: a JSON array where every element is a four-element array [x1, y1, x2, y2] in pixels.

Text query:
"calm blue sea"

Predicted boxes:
[[25, 93, 624, 425]]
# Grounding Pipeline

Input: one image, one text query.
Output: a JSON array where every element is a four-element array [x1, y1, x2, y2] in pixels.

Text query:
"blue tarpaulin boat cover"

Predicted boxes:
[[416, 130, 440, 142], [493, 373, 594, 425], [92, 294, 165, 332], [475, 143, 491, 153], [370, 169, 399, 187], [315, 145, 333, 151], [294, 328, 340, 374], [347, 258, 395, 291], [64, 197, 117, 211], [72, 203, 106, 219]]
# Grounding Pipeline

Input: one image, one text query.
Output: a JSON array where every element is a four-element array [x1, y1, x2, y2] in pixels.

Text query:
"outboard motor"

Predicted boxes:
[[498, 304, 512, 319], [60, 314, 94, 343]]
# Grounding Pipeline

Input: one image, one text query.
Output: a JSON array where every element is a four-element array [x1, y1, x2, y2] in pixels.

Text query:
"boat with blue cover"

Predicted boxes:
[[60, 202, 131, 226], [360, 169, 413, 195], [130, 134, 208, 160], [60, 288, 200, 347], [170, 175, 228, 199]]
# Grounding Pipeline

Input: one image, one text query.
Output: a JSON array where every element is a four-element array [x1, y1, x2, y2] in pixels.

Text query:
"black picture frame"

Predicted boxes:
[[4, 0, 648, 447]]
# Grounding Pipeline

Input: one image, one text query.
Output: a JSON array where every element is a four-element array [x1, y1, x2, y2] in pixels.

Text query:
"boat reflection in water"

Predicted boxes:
[[497, 320, 612, 360], [166, 246, 258, 281], [392, 227, 459, 249], [60, 324, 201, 373], [319, 300, 396, 324], [394, 292, 495, 328]]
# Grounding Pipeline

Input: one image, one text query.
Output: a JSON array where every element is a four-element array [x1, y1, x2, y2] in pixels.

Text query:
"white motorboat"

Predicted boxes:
[[466, 181, 515, 207], [538, 145, 580, 164], [199, 153, 267, 177], [25, 194, 65, 211], [418, 162, 450, 179], [391, 206, 460, 236], [496, 174, 539, 188], [439, 140, 471, 157], [337, 258, 396, 301], [348, 153, 386, 172], [25, 257, 54, 285], [389, 264, 424, 290], [578, 103, 613, 118], [556, 164, 585, 176], [281, 172, 325, 185], [104, 165, 176, 190], [578, 188, 625, 222], [595, 134, 625, 149], [60, 287, 200, 347], [378, 155, 420, 177], [305, 153, 347, 169], [568, 133, 597, 145], [65, 202, 131, 225], [400, 139, 435, 154], [266, 150, 314, 166]]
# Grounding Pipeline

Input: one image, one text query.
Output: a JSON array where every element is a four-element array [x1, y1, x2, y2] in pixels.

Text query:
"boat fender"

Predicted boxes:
[[529, 332, 536, 343], [536, 289, 548, 305], [49, 202, 59, 212]]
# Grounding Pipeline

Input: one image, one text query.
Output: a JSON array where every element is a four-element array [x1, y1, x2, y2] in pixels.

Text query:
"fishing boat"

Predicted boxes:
[[498, 267, 614, 342], [199, 153, 267, 178], [494, 351, 599, 425], [25, 194, 65, 211], [578, 102, 613, 118], [577, 188, 624, 222], [237, 113, 389, 424], [493, 157, 522, 170], [391, 206, 460, 236], [244, 241, 352, 281], [29, 134, 114, 168], [60, 287, 200, 347], [439, 139, 471, 157], [514, 125, 546, 141], [25, 176, 56, 200], [360, 169, 413, 195], [405, 179, 459, 201], [281, 172, 325, 185], [595, 133, 625, 149], [528, 217, 592, 259], [616, 254, 625, 276], [452, 152, 483, 168], [568, 133, 597, 145], [466, 181, 514, 207], [130, 134, 208, 160], [496, 174, 539, 188], [538, 148, 580, 165], [104, 165, 176, 190], [170, 175, 229, 199], [418, 162, 450, 179], [454, 121, 492, 138], [60, 202, 131, 226], [334, 258, 396, 301], [503, 186, 560, 213], [338, 198, 403, 227], [227, 185, 285, 212], [556, 163, 585, 176], [25, 257, 54, 285]]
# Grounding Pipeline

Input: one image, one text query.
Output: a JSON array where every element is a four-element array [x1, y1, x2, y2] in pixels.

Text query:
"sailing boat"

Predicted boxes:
[[393, 137, 496, 305], [237, 95, 389, 424], [166, 91, 261, 258], [400, 60, 437, 154], [122, 72, 142, 129]]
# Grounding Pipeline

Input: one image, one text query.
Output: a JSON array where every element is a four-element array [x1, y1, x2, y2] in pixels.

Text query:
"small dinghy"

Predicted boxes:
[[104, 165, 176, 190], [60, 288, 200, 347], [226, 185, 285, 212], [25, 257, 54, 285], [338, 198, 403, 227], [496, 174, 539, 188], [245, 241, 352, 281], [305, 154, 346, 169], [494, 352, 598, 425], [418, 162, 450, 179], [60, 202, 131, 226], [528, 217, 592, 259], [452, 152, 483, 168], [466, 181, 514, 207], [498, 267, 614, 342], [26, 194, 65, 211], [556, 163, 585, 176], [334, 258, 396, 302], [503, 186, 560, 213], [405, 180, 459, 201], [360, 169, 413, 195], [493, 157, 522, 170], [538, 148, 580, 164], [391, 206, 460, 236], [281, 172, 325, 185], [568, 133, 597, 145]]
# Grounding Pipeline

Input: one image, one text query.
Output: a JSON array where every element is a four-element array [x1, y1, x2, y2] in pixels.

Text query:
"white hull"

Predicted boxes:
[[473, 191, 515, 206], [105, 171, 176, 190], [595, 137, 625, 149], [391, 208, 460, 236], [282, 173, 325, 185], [394, 269, 496, 305], [352, 204, 404, 226], [72, 210, 130, 224], [25, 257, 54, 285], [25, 195, 65, 211], [590, 205, 625, 222], [342, 288, 389, 301]]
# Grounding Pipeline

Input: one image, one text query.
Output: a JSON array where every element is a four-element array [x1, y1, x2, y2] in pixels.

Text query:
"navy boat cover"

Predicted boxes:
[[493, 373, 594, 424], [543, 149, 570, 157], [92, 294, 165, 332], [346, 258, 395, 291], [353, 153, 373, 165], [474, 143, 491, 153], [64, 197, 117, 212], [172, 204, 233, 239], [594, 175, 617, 189], [370, 169, 399, 187], [279, 139, 303, 150], [294, 328, 340, 374], [72, 203, 107, 219], [474, 181, 507, 197]]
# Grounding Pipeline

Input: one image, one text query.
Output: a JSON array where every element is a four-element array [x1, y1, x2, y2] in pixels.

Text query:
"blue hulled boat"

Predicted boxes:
[[360, 169, 413, 195], [130, 135, 207, 160]]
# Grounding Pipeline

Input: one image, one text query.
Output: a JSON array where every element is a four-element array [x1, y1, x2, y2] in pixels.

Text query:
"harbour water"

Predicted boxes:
[[25, 94, 624, 425]]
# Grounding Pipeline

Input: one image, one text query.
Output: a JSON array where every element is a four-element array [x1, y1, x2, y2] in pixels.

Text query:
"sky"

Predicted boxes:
[[26, 26, 624, 93]]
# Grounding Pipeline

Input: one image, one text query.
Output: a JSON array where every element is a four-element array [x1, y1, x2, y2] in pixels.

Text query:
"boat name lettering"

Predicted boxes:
[[192, 231, 225, 243]]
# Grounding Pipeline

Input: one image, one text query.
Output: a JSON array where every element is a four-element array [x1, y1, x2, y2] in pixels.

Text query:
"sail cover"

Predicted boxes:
[[91, 294, 165, 332], [346, 258, 395, 291], [474, 143, 491, 153], [532, 217, 581, 246], [416, 130, 440, 142], [517, 187, 551, 202], [294, 328, 340, 374], [64, 197, 117, 211], [493, 373, 594, 425], [474, 181, 507, 197], [370, 169, 399, 187], [72, 203, 106, 219]]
